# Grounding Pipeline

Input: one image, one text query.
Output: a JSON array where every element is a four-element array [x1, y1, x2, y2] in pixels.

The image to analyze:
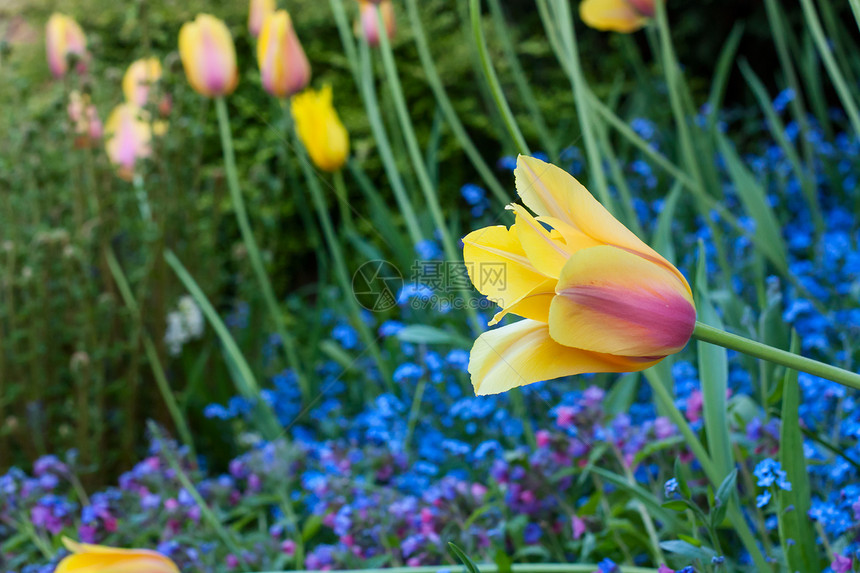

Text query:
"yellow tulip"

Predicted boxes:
[[463, 155, 696, 395], [291, 85, 349, 172], [249, 0, 276, 38], [178, 14, 238, 98], [355, 0, 395, 47], [122, 58, 163, 107], [579, 0, 655, 33], [45, 13, 88, 78], [104, 103, 152, 181], [55, 538, 180, 573], [257, 10, 311, 99]]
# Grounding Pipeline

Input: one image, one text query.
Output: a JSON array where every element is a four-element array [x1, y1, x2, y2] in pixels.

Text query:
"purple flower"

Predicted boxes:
[[832, 554, 853, 573]]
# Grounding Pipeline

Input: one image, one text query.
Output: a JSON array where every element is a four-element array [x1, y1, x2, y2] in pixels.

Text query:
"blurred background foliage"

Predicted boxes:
[[0, 0, 857, 482]]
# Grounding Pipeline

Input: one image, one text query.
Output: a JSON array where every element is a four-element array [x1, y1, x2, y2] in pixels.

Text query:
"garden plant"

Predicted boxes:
[[2, 0, 860, 572]]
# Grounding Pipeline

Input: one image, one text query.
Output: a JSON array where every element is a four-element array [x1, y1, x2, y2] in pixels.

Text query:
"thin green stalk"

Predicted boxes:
[[547, 0, 615, 214], [214, 97, 307, 400], [850, 0, 860, 29], [286, 114, 392, 389], [404, 0, 511, 206], [132, 173, 153, 225], [332, 169, 354, 232], [374, 11, 482, 332], [593, 116, 645, 237], [106, 247, 197, 460], [404, 376, 427, 451], [653, 2, 706, 191], [486, 0, 558, 160], [165, 249, 282, 439], [762, 0, 819, 213], [329, 0, 425, 247], [468, 0, 531, 155], [692, 321, 860, 390], [738, 60, 823, 232], [799, 0, 860, 136]]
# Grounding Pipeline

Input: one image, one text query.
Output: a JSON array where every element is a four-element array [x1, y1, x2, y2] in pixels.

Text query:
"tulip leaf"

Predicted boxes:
[[651, 181, 682, 265], [695, 242, 735, 483], [660, 539, 717, 561], [715, 134, 787, 271], [165, 250, 282, 440], [778, 331, 821, 573], [448, 542, 482, 573]]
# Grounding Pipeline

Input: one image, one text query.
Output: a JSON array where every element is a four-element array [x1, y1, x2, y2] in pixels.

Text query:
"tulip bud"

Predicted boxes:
[[67, 90, 102, 148], [355, 0, 395, 48], [257, 10, 311, 98], [122, 57, 163, 107], [579, 0, 655, 33], [104, 103, 152, 181], [178, 14, 239, 98], [248, 0, 276, 38], [45, 13, 88, 78], [628, 0, 656, 17], [291, 85, 349, 172], [55, 538, 180, 573]]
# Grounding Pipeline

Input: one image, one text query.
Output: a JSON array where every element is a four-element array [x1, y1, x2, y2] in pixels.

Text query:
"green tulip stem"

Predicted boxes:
[[691, 321, 860, 391], [214, 96, 308, 401]]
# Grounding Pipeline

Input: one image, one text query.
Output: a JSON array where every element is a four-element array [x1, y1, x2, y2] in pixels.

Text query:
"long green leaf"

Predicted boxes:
[[695, 242, 734, 482], [778, 332, 821, 573], [715, 134, 787, 270], [165, 250, 281, 439]]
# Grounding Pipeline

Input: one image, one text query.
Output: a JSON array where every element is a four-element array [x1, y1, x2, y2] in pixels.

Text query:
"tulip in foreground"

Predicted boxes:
[[46, 13, 88, 78], [104, 103, 152, 181], [248, 0, 276, 38], [257, 10, 311, 98], [463, 155, 695, 395], [291, 85, 349, 172], [122, 58, 163, 107], [355, 0, 395, 48], [178, 14, 238, 98], [55, 537, 180, 573], [580, 0, 655, 33]]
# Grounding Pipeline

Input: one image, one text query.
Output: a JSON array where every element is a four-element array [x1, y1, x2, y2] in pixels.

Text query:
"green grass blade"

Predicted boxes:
[[778, 332, 821, 573], [799, 0, 860, 136], [694, 242, 733, 482], [714, 133, 788, 270], [738, 60, 822, 230], [468, 0, 530, 155], [404, 0, 511, 206], [165, 249, 282, 439]]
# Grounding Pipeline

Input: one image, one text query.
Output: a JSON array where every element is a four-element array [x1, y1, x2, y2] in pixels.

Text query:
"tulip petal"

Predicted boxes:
[[462, 225, 548, 311], [579, 0, 649, 33], [469, 319, 656, 395], [56, 538, 179, 573], [488, 277, 556, 326], [515, 155, 659, 253], [509, 204, 571, 279], [548, 245, 696, 357]]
